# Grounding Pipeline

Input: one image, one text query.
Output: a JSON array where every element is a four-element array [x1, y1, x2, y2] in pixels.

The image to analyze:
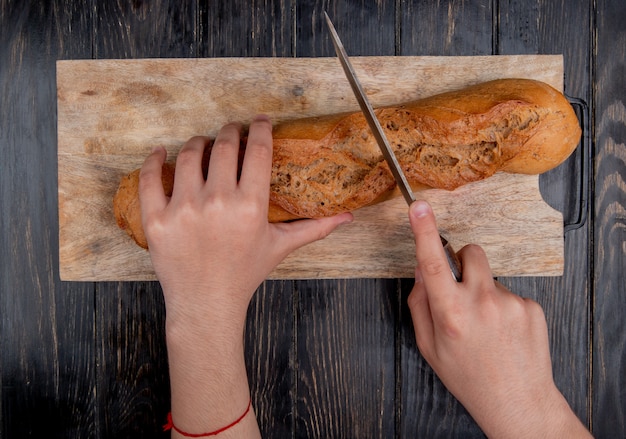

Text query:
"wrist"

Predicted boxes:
[[165, 309, 252, 437], [161, 284, 251, 338], [165, 305, 246, 341], [477, 384, 590, 438], [539, 390, 592, 438]]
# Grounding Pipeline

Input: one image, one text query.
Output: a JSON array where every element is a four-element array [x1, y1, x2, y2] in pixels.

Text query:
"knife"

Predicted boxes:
[[324, 12, 462, 281]]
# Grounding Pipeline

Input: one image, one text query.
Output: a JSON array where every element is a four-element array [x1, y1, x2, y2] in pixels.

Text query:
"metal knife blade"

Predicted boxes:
[[323, 12, 415, 206], [324, 12, 462, 281]]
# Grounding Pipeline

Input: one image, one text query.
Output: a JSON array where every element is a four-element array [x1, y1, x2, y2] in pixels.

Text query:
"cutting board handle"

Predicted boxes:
[[563, 96, 590, 234]]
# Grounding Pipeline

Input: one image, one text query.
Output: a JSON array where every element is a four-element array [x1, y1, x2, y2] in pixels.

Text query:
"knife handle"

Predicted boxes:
[[440, 236, 462, 282]]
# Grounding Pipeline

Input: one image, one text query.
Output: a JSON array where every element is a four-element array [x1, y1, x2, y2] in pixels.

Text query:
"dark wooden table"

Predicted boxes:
[[1, 1, 624, 437]]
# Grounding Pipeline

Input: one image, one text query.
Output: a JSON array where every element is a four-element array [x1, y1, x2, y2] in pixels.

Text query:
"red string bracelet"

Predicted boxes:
[[163, 398, 252, 437]]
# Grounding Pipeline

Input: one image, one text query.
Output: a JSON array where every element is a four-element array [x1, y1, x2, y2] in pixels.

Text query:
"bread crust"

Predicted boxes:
[[113, 163, 175, 249], [113, 78, 581, 248]]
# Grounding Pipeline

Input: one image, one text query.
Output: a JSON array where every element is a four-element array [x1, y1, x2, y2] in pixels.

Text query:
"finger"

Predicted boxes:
[[206, 122, 242, 191], [139, 146, 168, 221], [407, 266, 435, 359], [456, 244, 495, 291], [239, 115, 273, 201], [172, 136, 210, 199], [409, 201, 458, 303], [273, 212, 354, 258]]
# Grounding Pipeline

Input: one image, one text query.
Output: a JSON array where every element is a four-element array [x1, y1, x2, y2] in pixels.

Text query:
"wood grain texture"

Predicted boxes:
[[1, 1, 617, 438], [397, 2, 494, 436], [593, 0, 626, 436], [294, 279, 397, 438], [94, 0, 200, 59], [96, 282, 170, 437], [0, 1, 96, 438], [244, 282, 295, 437], [295, 0, 397, 57], [57, 55, 568, 280], [90, 0, 199, 436], [204, 0, 293, 57], [0, 2, 97, 438], [400, 0, 493, 56], [496, 0, 592, 428], [291, 6, 398, 438]]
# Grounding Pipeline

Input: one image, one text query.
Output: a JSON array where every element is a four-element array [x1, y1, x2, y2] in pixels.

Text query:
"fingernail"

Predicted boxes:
[[253, 114, 271, 123], [334, 213, 354, 227], [410, 200, 431, 218], [152, 146, 165, 154]]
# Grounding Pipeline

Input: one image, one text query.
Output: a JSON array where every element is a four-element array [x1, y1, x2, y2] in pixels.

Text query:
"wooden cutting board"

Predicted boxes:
[[57, 55, 567, 281]]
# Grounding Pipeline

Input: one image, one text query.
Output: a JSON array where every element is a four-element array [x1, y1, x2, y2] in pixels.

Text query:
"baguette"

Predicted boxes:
[[113, 78, 581, 249]]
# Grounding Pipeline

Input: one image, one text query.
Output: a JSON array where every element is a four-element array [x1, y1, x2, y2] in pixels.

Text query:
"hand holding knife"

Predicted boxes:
[[324, 12, 462, 281]]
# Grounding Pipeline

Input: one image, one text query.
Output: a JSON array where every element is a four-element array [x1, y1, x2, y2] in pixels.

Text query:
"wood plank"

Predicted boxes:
[[400, 0, 493, 56], [57, 55, 568, 280], [90, 0, 198, 436], [293, 5, 397, 438], [496, 0, 592, 429], [593, 0, 626, 436], [0, 2, 603, 439], [204, 0, 293, 57], [244, 281, 295, 436], [295, 2, 397, 57], [294, 279, 397, 437], [397, 2, 493, 436], [0, 1, 96, 437], [94, 0, 201, 58], [95, 282, 170, 437]]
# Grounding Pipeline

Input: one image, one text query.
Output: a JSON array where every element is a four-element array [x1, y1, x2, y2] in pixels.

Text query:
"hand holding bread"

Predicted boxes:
[[140, 116, 352, 317]]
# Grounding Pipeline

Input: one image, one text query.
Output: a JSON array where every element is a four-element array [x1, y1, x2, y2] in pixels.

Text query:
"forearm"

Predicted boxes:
[[140, 118, 350, 438], [165, 309, 260, 438], [472, 384, 592, 438]]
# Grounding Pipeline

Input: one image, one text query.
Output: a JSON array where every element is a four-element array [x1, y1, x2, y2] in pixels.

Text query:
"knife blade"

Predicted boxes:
[[324, 12, 462, 281]]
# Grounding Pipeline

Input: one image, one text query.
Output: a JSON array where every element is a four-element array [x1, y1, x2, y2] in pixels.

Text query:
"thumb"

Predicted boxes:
[[409, 200, 456, 290], [274, 212, 354, 257], [409, 200, 442, 257]]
